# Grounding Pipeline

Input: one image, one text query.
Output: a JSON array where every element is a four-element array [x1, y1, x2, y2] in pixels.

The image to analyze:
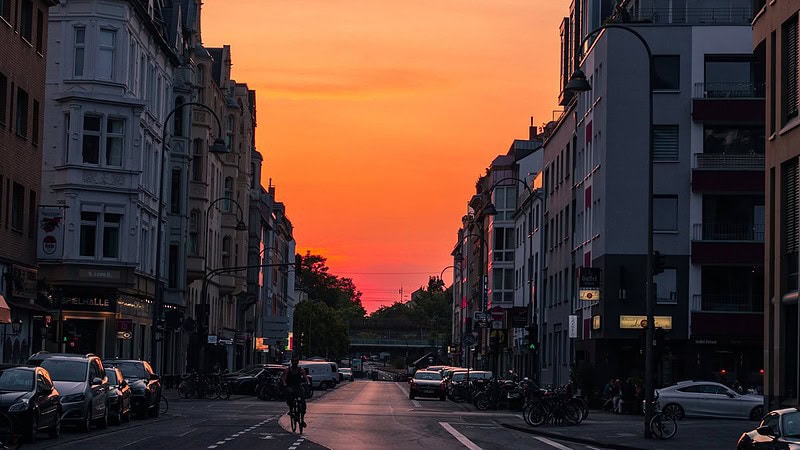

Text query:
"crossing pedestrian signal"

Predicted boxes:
[[653, 251, 666, 275]]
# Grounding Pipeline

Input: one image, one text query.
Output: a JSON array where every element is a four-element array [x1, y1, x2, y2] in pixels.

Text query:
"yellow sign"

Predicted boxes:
[[579, 289, 601, 301], [592, 315, 601, 330], [254, 338, 270, 352], [619, 315, 673, 330]]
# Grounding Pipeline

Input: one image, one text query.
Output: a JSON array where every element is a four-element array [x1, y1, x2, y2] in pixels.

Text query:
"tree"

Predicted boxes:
[[293, 300, 349, 359], [296, 252, 366, 319]]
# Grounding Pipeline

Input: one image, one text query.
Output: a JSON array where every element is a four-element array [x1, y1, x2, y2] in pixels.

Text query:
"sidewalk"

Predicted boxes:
[[501, 411, 754, 450]]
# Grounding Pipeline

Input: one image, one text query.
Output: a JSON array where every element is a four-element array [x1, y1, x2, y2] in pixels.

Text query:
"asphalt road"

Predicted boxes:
[[22, 380, 754, 449]]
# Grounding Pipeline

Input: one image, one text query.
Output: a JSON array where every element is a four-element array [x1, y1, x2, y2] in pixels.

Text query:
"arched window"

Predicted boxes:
[[195, 66, 205, 103], [226, 115, 234, 149], [191, 139, 204, 181], [224, 177, 233, 212], [222, 235, 231, 268], [174, 97, 184, 136], [188, 209, 199, 255]]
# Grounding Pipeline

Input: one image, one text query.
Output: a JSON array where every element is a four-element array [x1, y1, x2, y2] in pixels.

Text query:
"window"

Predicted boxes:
[[653, 195, 679, 232], [11, 183, 24, 231], [83, 115, 124, 166], [97, 29, 116, 80], [196, 66, 205, 103], [0, 71, 7, 125], [128, 41, 137, 93], [73, 27, 86, 77], [492, 267, 514, 304], [655, 268, 678, 304], [704, 55, 757, 97], [653, 55, 680, 90], [0, 0, 9, 22], [770, 31, 776, 135], [15, 87, 28, 137], [784, 16, 799, 124], [192, 139, 204, 181], [27, 190, 35, 238], [168, 244, 179, 289], [35, 9, 42, 53], [785, 160, 799, 291], [20, 0, 32, 42], [63, 113, 70, 163], [653, 125, 678, 162], [170, 168, 181, 214], [226, 115, 234, 149], [222, 236, 231, 268], [174, 97, 184, 136], [31, 100, 39, 145], [493, 186, 517, 220], [80, 210, 121, 259], [223, 177, 233, 212], [188, 210, 199, 255], [493, 227, 514, 262]]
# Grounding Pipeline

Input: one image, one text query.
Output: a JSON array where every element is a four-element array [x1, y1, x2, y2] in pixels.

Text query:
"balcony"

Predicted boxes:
[[694, 153, 764, 170], [626, 7, 752, 25], [692, 82, 765, 124], [691, 294, 763, 313], [692, 223, 764, 242], [692, 156, 765, 193]]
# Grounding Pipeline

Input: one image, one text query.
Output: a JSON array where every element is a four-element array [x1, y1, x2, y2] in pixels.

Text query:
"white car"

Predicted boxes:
[[655, 380, 764, 420]]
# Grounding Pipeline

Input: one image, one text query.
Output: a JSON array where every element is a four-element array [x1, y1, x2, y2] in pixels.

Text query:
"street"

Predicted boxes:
[[24, 378, 759, 450]]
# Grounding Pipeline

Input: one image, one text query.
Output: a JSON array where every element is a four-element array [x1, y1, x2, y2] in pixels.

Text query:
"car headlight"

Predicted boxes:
[[61, 393, 86, 403], [8, 400, 28, 412]]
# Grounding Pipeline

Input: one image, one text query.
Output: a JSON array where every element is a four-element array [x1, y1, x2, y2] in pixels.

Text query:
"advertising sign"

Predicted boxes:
[[568, 315, 578, 338], [592, 315, 601, 330], [619, 315, 673, 330], [578, 267, 602, 301], [37, 206, 66, 260]]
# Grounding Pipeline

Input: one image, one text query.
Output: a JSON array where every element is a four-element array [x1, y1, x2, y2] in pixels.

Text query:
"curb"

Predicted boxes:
[[500, 423, 649, 450]]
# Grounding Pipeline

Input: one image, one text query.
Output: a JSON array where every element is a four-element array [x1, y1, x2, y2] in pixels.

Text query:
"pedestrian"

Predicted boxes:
[[612, 379, 623, 414]]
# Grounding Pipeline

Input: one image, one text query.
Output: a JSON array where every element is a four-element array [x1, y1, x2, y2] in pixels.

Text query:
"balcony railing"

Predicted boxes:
[[692, 223, 764, 242], [693, 153, 765, 170], [625, 7, 753, 25], [691, 294, 763, 313], [694, 82, 765, 99]]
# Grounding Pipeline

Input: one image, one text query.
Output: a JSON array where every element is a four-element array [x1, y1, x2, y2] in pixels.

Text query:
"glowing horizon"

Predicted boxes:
[[202, 0, 566, 312]]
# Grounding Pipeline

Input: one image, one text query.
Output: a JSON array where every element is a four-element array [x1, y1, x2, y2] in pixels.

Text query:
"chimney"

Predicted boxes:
[[529, 116, 538, 140]]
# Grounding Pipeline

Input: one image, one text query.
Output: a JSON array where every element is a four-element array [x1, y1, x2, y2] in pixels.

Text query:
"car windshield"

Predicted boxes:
[[0, 369, 34, 392], [415, 372, 442, 381], [782, 411, 800, 437], [105, 369, 118, 384], [40, 360, 87, 382], [112, 362, 147, 380]]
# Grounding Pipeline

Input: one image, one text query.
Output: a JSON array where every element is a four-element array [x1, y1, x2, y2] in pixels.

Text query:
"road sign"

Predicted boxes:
[[462, 334, 475, 347], [490, 306, 504, 321], [568, 315, 578, 338], [207, 335, 218, 344], [116, 331, 132, 340], [473, 311, 488, 322]]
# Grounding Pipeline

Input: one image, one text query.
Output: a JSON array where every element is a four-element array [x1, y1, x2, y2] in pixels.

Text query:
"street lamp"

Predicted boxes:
[[565, 23, 655, 438], [152, 101, 229, 371]]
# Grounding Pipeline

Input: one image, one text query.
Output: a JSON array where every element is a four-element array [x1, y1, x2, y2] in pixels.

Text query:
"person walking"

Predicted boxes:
[[621, 378, 636, 414], [612, 379, 623, 414]]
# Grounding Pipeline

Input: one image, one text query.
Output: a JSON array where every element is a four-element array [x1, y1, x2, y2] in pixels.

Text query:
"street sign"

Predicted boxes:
[[568, 315, 578, 338], [490, 306, 504, 321], [473, 311, 488, 322], [492, 320, 503, 330], [207, 335, 218, 344], [116, 331, 132, 340]]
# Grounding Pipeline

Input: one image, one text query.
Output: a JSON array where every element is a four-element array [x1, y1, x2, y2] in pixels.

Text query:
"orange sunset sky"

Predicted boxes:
[[202, 0, 567, 312]]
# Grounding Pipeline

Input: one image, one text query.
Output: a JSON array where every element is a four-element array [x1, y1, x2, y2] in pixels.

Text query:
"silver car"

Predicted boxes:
[[655, 380, 764, 420]]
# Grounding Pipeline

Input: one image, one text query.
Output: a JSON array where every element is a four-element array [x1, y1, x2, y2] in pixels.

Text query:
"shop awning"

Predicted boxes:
[[0, 295, 11, 324]]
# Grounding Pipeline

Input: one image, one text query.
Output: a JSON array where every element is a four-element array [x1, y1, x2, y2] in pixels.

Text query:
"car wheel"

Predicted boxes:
[[24, 412, 38, 442], [662, 403, 684, 420], [750, 405, 764, 421], [48, 411, 60, 439]]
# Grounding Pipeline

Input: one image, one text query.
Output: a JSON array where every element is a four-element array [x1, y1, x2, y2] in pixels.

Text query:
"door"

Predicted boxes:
[[88, 360, 106, 419], [701, 384, 738, 418], [36, 371, 58, 427]]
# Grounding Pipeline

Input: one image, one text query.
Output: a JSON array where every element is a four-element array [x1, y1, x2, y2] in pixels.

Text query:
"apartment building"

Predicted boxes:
[[753, 0, 800, 409], [0, 0, 59, 363]]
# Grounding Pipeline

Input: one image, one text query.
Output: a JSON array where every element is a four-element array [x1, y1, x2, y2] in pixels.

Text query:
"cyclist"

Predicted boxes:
[[283, 357, 309, 427]]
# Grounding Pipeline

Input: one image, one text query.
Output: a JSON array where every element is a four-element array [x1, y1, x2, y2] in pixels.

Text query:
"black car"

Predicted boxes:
[[103, 360, 161, 418], [104, 367, 131, 424], [224, 365, 286, 395], [737, 407, 800, 449], [0, 365, 61, 441]]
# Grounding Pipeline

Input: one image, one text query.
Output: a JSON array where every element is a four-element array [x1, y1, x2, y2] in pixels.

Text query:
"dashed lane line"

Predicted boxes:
[[532, 436, 577, 450]]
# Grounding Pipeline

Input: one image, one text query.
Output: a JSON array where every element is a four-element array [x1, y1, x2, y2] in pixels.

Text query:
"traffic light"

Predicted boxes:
[[653, 251, 666, 275], [525, 325, 538, 352]]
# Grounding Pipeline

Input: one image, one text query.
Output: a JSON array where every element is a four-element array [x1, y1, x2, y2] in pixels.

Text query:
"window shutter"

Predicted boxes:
[[784, 16, 799, 122], [785, 159, 799, 254], [652, 125, 679, 162]]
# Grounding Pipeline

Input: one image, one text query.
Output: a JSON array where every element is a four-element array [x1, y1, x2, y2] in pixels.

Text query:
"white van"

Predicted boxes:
[[299, 361, 338, 389]]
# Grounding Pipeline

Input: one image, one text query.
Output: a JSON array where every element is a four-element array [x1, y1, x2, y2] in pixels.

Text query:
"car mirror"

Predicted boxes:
[[149, 373, 160, 381], [726, 391, 736, 398], [756, 425, 774, 436], [120, 380, 127, 388], [91, 377, 103, 386]]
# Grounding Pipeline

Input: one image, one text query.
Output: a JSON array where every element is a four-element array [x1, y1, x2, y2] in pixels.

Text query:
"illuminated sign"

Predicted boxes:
[[578, 267, 601, 301], [592, 315, 601, 330], [619, 315, 673, 330]]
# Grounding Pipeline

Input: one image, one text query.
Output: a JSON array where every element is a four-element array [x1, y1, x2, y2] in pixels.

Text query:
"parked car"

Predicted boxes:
[[329, 362, 341, 383], [104, 367, 131, 424], [27, 352, 109, 432], [408, 370, 446, 401], [654, 380, 764, 420], [737, 407, 800, 449], [447, 370, 492, 386], [0, 364, 61, 441], [299, 361, 338, 390], [103, 359, 161, 418], [224, 365, 286, 395], [339, 368, 354, 382]]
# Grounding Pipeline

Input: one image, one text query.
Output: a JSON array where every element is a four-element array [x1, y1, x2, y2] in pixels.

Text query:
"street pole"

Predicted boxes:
[[152, 101, 227, 373], [567, 24, 654, 438]]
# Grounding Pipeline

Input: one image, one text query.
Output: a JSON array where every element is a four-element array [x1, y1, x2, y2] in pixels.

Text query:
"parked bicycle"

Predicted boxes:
[[649, 392, 677, 439]]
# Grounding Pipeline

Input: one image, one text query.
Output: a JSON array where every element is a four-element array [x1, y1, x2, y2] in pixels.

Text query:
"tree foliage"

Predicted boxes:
[[295, 252, 366, 318], [293, 300, 349, 359], [366, 277, 451, 339]]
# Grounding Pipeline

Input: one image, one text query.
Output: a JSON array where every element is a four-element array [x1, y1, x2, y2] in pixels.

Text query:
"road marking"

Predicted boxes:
[[208, 447, 217, 449], [117, 436, 152, 448], [396, 382, 410, 398], [439, 422, 483, 450], [178, 428, 197, 437], [532, 436, 575, 450], [412, 400, 421, 407], [215, 441, 225, 445]]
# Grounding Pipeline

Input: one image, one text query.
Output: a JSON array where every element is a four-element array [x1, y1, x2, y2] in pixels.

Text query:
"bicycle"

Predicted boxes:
[[648, 394, 677, 440], [0, 412, 18, 449], [159, 395, 169, 415], [289, 394, 306, 434]]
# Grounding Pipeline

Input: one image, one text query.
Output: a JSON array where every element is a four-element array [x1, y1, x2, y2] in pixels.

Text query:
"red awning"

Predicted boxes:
[[0, 295, 11, 324]]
